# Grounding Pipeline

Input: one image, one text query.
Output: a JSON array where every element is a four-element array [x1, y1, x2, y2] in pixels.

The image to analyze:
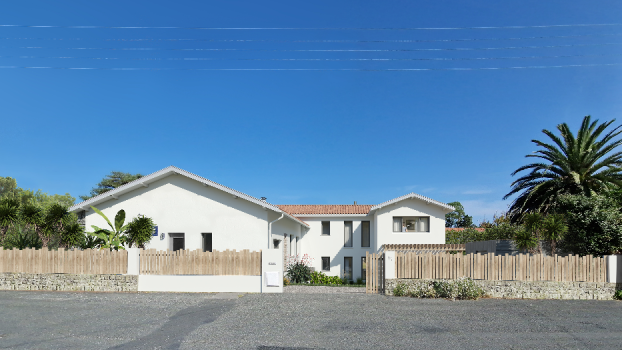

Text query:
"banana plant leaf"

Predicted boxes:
[[91, 206, 115, 231]]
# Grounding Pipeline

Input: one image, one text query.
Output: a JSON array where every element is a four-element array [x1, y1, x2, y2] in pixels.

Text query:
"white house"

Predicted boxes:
[[69, 166, 454, 282]]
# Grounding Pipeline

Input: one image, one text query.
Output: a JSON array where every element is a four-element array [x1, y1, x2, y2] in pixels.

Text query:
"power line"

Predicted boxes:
[[7, 42, 622, 52], [1, 23, 621, 30], [2, 53, 619, 62], [0, 63, 619, 71], [3, 33, 622, 43]]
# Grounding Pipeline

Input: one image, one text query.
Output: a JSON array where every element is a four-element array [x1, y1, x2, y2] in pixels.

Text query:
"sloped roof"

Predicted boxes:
[[278, 204, 373, 215], [69, 166, 309, 227], [370, 192, 455, 212]]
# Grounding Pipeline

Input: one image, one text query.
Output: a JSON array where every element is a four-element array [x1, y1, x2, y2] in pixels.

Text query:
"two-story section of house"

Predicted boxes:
[[69, 166, 454, 283], [278, 194, 453, 282]]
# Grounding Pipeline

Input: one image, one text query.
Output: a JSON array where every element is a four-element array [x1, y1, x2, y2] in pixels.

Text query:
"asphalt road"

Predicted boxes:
[[0, 291, 621, 349]]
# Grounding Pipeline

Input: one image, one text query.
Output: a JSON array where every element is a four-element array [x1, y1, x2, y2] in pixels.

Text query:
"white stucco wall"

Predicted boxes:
[[374, 198, 448, 250], [298, 217, 373, 281], [83, 174, 277, 252], [269, 211, 304, 254]]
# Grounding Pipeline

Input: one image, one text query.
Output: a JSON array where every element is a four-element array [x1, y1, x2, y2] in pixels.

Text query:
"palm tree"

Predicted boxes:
[[504, 116, 622, 220]]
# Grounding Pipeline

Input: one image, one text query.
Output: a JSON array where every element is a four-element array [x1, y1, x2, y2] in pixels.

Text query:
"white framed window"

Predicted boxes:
[[361, 221, 370, 247], [344, 257, 353, 281], [322, 221, 330, 235], [344, 221, 353, 247], [321, 257, 330, 271], [393, 216, 430, 232]]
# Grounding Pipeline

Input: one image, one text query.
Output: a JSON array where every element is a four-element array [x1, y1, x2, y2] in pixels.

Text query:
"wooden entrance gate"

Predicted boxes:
[[365, 251, 384, 294]]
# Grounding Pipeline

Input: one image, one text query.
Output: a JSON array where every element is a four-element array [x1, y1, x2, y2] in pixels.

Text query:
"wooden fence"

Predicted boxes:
[[395, 252, 607, 282], [382, 244, 465, 252], [139, 249, 261, 275], [365, 252, 384, 294], [0, 248, 127, 274]]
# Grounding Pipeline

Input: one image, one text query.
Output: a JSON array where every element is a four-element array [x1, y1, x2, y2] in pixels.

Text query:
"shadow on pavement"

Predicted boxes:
[[108, 299, 236, 350]]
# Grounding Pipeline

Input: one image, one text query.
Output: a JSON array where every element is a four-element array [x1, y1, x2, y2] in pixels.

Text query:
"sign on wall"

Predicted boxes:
[[152, 226, 159, 236]]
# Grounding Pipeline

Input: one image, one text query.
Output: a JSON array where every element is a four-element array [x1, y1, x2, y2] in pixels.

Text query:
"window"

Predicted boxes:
[[393, 217, 430, 232], [344, 221, 353, 247], [393, 217, 402, 232], [361, 221, 370, 247], [344, 257, 353, 281], [322, 221, 330, 235], [361, 257, 367, 281], [202, 233, 212, 252], [321, 257, 330, 271], [170, 233, 185, 251]]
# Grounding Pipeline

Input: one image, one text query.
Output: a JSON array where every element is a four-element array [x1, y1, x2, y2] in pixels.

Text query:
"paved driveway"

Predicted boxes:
[[0, 291, 621, 349]]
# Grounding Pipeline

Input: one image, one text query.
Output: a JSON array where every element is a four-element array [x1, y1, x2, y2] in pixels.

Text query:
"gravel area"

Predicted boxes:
[[284, 285, 365, 293], [1, 290, 621, 349]]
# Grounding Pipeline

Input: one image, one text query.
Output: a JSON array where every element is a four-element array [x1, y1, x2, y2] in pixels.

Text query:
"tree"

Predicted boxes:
[[0, 176, 75, 208], [80, 172, 143, 200], [445, 202, 474, 228], [504, 116, 622, 221], [0, 197, 82, 249], [124, 216, 156, 248], [522, 213, 544, 254], [552, 194, 622, 256], [541, 214, 567, 255], [0, 197, 19, 238], [0, 177, 18, 198]]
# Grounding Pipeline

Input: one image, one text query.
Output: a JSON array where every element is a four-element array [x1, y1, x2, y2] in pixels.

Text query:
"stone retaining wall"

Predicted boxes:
[[386, 278, 622, 300], [0, 273, 138, 292]]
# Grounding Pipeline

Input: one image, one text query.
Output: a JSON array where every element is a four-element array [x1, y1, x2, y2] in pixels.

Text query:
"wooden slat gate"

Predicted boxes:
[[394, 252, 607, 282], [139, 249, 262, 275], [365, 251, 384, 294]]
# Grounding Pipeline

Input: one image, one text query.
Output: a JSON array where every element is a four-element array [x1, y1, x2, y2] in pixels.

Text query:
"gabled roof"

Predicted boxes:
[[370, 192, 455, 212], [69, 166, 309, 227], [278, 204, 373, 215]]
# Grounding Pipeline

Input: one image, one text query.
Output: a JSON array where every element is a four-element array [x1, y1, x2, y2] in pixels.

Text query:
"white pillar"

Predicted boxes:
[[262, 248, 284, 293], [126, 248, 140, 275], [385, 251, 396, 279], [606, 255, 622, 283]]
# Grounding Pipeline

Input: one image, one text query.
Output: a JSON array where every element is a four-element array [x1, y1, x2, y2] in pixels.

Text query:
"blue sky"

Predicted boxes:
[[1, 0, 621, 223]]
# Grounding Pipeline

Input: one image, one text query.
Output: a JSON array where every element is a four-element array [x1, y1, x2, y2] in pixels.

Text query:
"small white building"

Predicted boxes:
[[69, 166, 454, 282]]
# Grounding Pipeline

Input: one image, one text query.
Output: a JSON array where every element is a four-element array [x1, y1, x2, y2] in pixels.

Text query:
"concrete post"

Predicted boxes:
[[262, 248, 283, 293], [606, 255, 622, 283], [385, 251, 396, 279], [126, 248, 140, 275]]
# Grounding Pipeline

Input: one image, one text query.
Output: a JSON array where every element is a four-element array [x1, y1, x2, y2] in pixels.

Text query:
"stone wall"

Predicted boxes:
[[386, 278, 622, 300], [0, 273, 138, 292]]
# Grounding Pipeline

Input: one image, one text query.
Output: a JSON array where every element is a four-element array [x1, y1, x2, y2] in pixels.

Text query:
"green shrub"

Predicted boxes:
[[124, 216, 156, 248], [391, 278, 486, 300], [407, 281, 438, 298], [286, 254, 313, 283], [614, 290, 622, 300], [2, 224, 42, 250], [356, 277, 363, 285], [392, 282, 408, 296], [309, 271, 343, 285]]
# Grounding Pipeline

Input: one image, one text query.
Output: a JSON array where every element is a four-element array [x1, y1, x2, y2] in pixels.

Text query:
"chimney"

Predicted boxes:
[[354, 201, 357, 205]]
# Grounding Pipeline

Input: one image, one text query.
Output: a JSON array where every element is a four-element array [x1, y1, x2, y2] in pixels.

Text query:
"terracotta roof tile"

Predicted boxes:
[[277, 205, 373, 215]]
